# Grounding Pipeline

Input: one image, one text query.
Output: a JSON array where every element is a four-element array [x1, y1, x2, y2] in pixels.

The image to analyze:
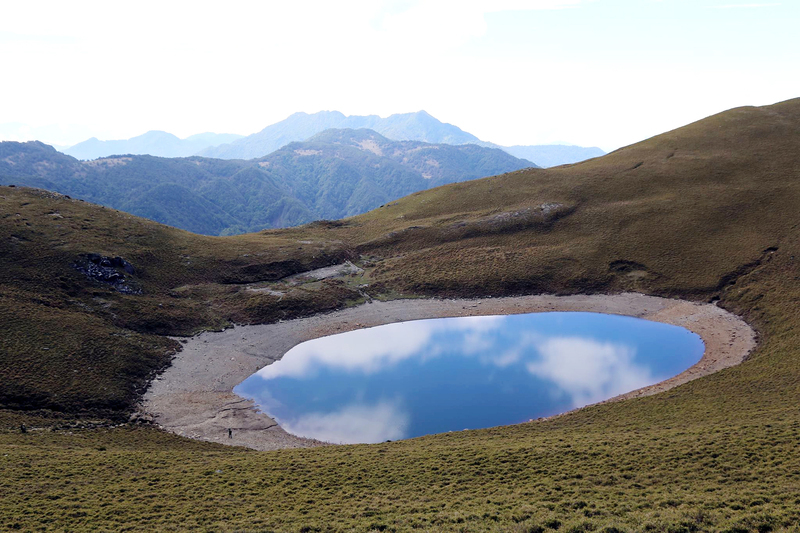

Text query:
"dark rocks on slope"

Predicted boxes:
[[73, 254, 141, 294]]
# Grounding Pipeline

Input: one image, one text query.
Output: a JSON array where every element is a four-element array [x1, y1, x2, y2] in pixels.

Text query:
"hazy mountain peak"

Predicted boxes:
[[62, 131, 244, 160], [200, 110, 487, 160], [281, 110, 347, 127], [0, 140, 61, 155], [307, 128, 390, 145], [140, 130, 179, 138], [59, 110, 604, 167]]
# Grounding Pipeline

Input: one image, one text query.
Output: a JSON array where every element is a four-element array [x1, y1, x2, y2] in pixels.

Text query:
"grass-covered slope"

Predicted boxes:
[[351, 101, 799, 300], [0, 191, 359, 415], [2, 99, 800, 531]]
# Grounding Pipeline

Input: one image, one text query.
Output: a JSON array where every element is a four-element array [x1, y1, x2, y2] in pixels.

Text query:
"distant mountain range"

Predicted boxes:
[[198, 110, 605, 166], [63, 131, 243, 160], [59, 111, 604, 167], [198, 110, 482, 160], [1, 129, 534, 235]]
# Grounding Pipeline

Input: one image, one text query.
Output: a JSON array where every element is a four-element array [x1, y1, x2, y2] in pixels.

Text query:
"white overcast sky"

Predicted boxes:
[[1, 0, 798, 151]]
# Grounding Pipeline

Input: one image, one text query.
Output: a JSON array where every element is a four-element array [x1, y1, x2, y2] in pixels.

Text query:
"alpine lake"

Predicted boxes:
[[234, 312, 704, 444]]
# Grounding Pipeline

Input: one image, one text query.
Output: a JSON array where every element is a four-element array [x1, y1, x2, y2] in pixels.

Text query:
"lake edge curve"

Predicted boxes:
[[142, 293, 757, 451]]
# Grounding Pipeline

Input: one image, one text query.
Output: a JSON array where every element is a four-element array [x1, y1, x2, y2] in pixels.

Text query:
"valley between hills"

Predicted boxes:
[[2, 99, 800, 531], [0, 129, 535, 236]]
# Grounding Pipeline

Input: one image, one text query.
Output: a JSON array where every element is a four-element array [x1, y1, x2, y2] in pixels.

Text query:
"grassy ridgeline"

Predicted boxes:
[[1, 99, 800, 531]]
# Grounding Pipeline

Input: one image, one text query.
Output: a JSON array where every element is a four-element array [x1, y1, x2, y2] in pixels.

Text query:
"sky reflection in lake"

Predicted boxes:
[[234, 312, 704, 444]]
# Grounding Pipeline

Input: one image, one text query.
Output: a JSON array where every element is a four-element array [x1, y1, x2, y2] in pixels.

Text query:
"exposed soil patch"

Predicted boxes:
[[283, 261, 363, 283], [143, 293, 756, 451]]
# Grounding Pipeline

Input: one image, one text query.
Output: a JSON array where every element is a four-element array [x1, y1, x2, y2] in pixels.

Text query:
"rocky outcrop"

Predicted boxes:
[[73, 254, 141, 294]]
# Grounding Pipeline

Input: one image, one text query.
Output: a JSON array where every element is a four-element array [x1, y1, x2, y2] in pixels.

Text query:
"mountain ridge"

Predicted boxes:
[[197, 110, 483, 160], [196, 110, 604, 166], [58, 111, 604, 167], [1, 129, 534, 235], [63, 130, 243, 160]]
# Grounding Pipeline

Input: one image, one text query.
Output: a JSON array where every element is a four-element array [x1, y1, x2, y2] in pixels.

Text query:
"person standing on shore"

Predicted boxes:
[[228, 428, 232, 439]]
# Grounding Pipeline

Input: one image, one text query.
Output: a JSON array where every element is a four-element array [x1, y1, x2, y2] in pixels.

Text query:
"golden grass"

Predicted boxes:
[[2, 98, 800, 531]]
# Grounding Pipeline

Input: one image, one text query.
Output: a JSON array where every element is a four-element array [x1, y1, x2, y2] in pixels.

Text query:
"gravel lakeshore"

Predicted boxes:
[[142, 293, 757, 451]]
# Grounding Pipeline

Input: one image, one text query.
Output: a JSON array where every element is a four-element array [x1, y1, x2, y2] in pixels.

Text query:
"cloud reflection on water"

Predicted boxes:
[[256, 314, 657, 409], [280, 400, 410, 444], [239, 313, 694, 443], [257, 315, 504, 379], [526, 337, 656, 407]]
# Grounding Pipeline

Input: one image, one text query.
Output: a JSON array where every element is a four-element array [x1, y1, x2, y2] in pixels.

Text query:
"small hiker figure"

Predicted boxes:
[[228, 428, 232, 439], [19, 423, 26, 434]]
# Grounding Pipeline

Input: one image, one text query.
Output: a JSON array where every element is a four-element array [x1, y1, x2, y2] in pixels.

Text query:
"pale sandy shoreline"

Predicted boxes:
[[142, 293, 757, 451]]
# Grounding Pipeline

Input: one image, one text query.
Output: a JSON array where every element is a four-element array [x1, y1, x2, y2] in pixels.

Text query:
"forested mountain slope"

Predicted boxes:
[[1, 129, 533, 235]]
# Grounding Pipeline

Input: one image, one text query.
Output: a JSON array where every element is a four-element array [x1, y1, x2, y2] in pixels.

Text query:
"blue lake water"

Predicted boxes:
[[234, 312, 704, 444]]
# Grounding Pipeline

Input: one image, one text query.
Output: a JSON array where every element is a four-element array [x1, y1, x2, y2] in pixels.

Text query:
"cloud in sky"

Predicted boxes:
[[1, 0, 797, 150]]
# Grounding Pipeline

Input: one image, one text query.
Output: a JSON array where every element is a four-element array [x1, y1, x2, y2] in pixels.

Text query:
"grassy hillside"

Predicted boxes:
[[0, 131, 532, 235], [0, 191, 359, 414], [1, 98, 800, 531]]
